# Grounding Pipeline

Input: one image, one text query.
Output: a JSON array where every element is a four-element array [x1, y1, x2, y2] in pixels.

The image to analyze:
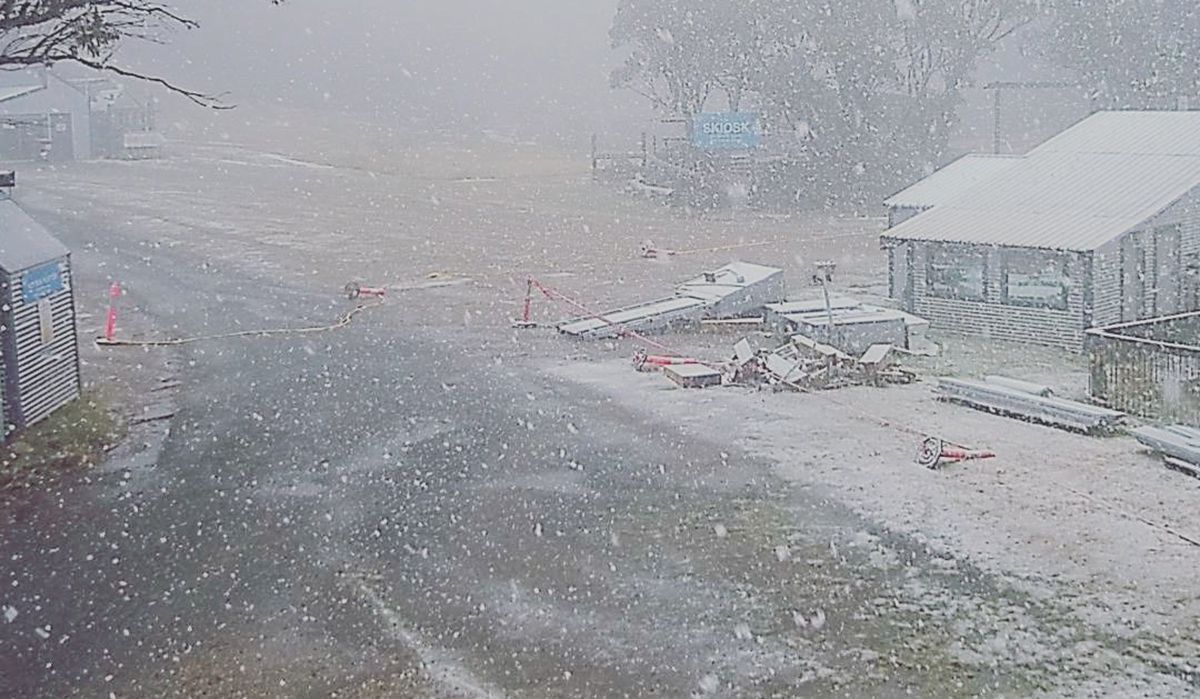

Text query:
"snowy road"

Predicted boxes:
[[0, 137, 1195, 697], [0, 205, 944, 697]]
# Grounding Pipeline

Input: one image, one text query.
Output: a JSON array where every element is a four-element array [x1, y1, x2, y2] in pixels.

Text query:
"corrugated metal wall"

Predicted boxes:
[[897, 223, 1196, 351], [0, 341, 6, 440], [887, 206, 924, 229], [1092, 240, 1123, 327], [1157, 188, 1200, 258], [1148, 188, 1200, 311], [887, 242, 914, 310], [908, 243, 1089, 349], [3, 258, 80, 429]]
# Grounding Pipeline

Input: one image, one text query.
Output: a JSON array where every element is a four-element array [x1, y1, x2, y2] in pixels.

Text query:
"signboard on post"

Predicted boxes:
[[21, 262, 63, 304], [692, 112, 761, 150]]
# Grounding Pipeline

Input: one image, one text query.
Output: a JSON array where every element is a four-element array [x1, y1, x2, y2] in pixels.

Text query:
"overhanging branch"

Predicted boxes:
[[0, 0, 284, 108], [68, 55, 234, 108]]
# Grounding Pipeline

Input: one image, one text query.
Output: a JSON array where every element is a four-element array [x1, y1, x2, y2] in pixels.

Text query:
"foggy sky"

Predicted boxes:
[[122, 0, 650, 143]]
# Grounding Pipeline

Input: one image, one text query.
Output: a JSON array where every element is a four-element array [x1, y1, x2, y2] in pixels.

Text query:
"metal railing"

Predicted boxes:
[[1086, 312, 1200, 424]]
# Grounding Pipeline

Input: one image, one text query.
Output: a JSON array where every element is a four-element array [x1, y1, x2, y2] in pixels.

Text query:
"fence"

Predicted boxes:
[[1086, 312, 1200, 424]]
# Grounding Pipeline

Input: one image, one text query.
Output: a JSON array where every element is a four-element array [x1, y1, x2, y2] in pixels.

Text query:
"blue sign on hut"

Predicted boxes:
[[0, 196, 80, 438]]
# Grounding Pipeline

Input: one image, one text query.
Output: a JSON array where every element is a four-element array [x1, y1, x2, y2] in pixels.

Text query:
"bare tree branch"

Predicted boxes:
[[0, 1, 282, 108]]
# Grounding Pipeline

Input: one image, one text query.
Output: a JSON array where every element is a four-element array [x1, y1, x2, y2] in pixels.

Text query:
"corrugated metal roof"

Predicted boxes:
[[1035, 111, 1200, 156], [678, 261, 781, 298], [883, 111, 1200, 251], [0, 200, 69, 272], [884, 154, 1021, 209], [0, 85, 43, 104]]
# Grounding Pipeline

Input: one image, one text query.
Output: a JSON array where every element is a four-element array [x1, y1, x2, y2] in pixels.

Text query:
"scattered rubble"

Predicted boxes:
[[725, 335, 915, 391], [663, 363, 723, 389], [764, 298, 935, 355], [631, 332, 916, 393]]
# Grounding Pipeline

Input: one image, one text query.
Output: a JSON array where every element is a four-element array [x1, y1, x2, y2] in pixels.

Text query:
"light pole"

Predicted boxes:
[[815, 261, 837, 346], [983, 81, 1080, 154]]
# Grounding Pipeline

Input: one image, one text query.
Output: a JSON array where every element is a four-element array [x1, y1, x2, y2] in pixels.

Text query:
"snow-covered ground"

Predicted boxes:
[[549, 355, 1200, 693], [13, 110, 1199, 694]]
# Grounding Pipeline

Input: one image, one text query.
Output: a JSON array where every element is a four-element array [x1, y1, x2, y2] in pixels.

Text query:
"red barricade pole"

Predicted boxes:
[[522, 278, 533, 323], [104, 282, 120, 342]]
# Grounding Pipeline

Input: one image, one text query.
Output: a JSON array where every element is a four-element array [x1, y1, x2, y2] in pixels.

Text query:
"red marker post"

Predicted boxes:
[[521, 278, 533, 324], [104, 282, 120, 342], [511, 277, 539, 328]]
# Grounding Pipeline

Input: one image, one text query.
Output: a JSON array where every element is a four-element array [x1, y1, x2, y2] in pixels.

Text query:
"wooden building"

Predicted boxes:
[[882, 111, 1200, 350], [0, 67, 92, 161], [884, 154, 1019, 228]]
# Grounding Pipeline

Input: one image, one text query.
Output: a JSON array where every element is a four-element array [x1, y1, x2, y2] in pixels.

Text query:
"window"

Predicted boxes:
[[926, 245, 986, 301], [1003, 250, 1070, 310]]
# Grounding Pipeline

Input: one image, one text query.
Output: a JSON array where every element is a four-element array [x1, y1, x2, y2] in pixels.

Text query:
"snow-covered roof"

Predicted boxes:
[[883, 112, 1200, 251], [0, 200, 69, 273], [124, 131, 166, 149], [0, 85, 43, 104], [1034, 110, 1200, 156], [884, 154, 1021, 209], [677, 261, 782, 301]]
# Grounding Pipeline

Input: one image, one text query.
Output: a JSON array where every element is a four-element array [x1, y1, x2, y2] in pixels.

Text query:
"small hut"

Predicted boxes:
[[883, 112, 1200, 350], [0, 198, 80, 438]]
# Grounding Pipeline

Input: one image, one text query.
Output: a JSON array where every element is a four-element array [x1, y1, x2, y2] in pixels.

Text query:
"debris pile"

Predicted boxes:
[[764, 298, 935, 355], [1131, 425, 1200, 478], [558, 261, 785, 340], [663, 363, 724, 389], [728, 335, 915, 391], [935, 377, 1125, 434]]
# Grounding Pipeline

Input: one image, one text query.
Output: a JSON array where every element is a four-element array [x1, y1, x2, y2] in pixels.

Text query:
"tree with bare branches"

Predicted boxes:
[[610, 0, 1035, 207], [1044, 0, 1200, 110], [0, 1, 281, 107]]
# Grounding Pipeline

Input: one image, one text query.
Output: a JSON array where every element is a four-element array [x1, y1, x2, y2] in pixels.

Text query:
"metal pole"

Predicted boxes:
[[591, 133, 598, 178], [992, 86, 1002, 155], [820, 275, 835, 347], [984, 80, 1079, 155]]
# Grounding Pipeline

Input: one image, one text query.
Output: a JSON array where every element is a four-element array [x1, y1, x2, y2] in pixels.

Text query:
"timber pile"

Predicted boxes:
[[1132, 425, 1200, 478], [936, 378, 1125, 434]]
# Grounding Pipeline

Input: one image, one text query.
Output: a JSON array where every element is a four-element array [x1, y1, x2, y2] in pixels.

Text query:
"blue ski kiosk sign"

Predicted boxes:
[[692, 112, 761, 150], [21, 262, 64, 303]]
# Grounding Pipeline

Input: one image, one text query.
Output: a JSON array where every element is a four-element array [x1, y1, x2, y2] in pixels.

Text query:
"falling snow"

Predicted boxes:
[[1, 2, 1198, 698]]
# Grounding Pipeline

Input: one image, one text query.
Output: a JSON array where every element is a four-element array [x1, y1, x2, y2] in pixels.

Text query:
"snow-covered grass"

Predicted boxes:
[[547, 356, 1200, 695], [1, 390, 123, 488], [17, 113, 1197, 693]]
